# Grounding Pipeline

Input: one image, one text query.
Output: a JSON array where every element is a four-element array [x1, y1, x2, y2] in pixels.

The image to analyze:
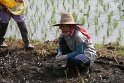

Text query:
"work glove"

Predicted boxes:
[[56, 55, 68, 61], [55, 52, 62, 59]]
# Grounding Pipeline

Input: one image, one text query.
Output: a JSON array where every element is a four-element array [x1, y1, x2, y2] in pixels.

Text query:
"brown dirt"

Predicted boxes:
[[0, 40, 124, 83]]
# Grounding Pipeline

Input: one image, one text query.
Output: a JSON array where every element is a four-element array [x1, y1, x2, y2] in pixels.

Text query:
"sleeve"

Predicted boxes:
[[57, 45, 62, 55], [57, 35, 63, 55], [67, 31, 88, 58], [67, 43, 85, 58], [75, 31, 89, 46]]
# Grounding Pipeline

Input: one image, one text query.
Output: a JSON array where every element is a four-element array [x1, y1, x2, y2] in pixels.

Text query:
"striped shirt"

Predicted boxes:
[[58, 29, 97, 63]]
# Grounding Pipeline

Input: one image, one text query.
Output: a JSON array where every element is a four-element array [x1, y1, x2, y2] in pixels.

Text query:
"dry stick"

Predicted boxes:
[[113, 47, 119, 64], [64, 70, 68, 83], [6, 48, 11, 57], [76, 67, 85, 83]]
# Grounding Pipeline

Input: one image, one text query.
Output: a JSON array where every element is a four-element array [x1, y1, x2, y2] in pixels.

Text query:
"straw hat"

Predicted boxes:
[[53, 12, 80, 26], [8, 2, 25, 15]]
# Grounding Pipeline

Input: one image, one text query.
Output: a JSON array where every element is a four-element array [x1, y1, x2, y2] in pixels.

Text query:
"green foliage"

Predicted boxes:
[[94, 43, 104, 49], [80, 16, 86, 25], [117, 51, 124, 56], [107, 11, 113, 24], [7, 0, 124, 44], [117, 45, 124, 56], [94, 42, 124, 57], [94, 16, 98, 26], [115, 29, 122, 45], [117, 45, 124, 50], [103, 3, 109, 12], [72, 12, 78, 22], [113, 19, 119, 29], [84, 0, 89, 5]]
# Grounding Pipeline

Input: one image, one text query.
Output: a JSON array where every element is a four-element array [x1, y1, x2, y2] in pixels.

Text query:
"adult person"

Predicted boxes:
[[0, 0, 34, 49], [53, 12, 97, 72]]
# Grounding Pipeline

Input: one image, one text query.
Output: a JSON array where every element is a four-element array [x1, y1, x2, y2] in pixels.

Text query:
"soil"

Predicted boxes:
[[0, 40, 124, 83]]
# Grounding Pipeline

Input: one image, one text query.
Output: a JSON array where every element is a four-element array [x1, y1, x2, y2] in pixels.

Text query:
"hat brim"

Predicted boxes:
[[53, 23, 81, 26]]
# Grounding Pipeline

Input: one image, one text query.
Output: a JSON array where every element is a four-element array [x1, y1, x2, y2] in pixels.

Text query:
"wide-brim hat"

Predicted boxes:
[[53, 12, 80, 26], [8, 2, 26, 15]]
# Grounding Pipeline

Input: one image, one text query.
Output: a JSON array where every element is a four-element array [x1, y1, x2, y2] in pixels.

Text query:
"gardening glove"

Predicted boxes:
[[55, 52, 62, 59], [56, 55, 68, 61]]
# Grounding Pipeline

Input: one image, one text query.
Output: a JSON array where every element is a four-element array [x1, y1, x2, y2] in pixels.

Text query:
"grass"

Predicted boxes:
[[117, 50, 124, 57], [94, 42, 124, 57], [7, 0, 124, 44], [4, 37, 124, 58], [94, 43, 104, 49]]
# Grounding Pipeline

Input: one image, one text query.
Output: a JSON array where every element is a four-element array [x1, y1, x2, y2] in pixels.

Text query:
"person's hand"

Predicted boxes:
[[55, 54, 62, 59], [56, 55, 68, 61], [16, 0, 24, 3], [55, 52, 62, 59]]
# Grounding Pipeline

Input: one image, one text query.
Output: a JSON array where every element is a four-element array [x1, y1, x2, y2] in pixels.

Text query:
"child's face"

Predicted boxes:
[[59, 24, 70, 35]]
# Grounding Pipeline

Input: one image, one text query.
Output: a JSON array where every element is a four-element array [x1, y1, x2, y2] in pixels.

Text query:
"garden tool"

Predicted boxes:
[[0, 22, 8, 47], [17, 22, 34, 49]]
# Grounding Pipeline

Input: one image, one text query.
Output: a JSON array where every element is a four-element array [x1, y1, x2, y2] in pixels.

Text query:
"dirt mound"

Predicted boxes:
[[0, 42, 124, 83]]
